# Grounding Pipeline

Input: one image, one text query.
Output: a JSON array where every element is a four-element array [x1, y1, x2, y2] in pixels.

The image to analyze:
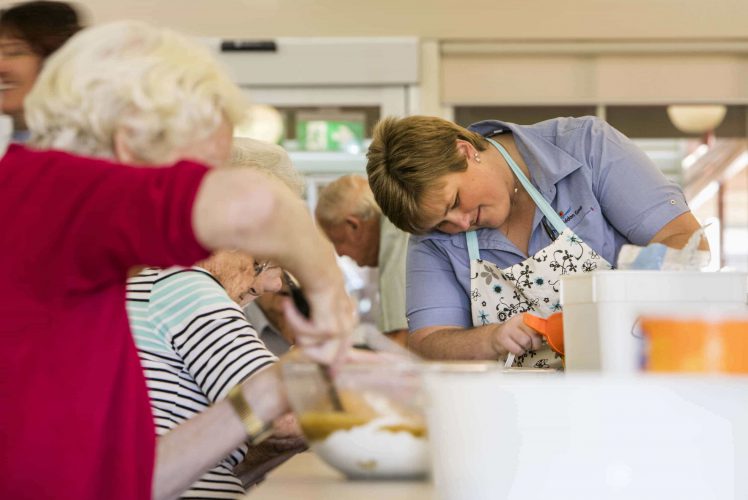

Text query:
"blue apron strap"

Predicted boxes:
[[486, 137, 567, 236], [466, 230, 481, 260]]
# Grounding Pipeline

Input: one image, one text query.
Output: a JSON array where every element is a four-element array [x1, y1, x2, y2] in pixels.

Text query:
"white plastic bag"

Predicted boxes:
[[617, 228, 710, 271]]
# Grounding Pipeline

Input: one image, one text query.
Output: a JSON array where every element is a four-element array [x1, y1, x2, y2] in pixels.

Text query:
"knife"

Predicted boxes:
[[283, 271, 345, 412]]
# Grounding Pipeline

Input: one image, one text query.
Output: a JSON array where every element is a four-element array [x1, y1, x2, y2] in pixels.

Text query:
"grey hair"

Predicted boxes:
[[25, 20, 248, 162], [315, 174, 381, 227], [229, 137, 305, 196]]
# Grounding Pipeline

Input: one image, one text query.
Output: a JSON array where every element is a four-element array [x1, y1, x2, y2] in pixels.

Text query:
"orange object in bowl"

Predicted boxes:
[[640, 315, 748, 374]]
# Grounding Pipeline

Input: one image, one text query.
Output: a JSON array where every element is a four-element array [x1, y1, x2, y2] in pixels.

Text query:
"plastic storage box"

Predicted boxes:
[[560, 271, 748, 373]]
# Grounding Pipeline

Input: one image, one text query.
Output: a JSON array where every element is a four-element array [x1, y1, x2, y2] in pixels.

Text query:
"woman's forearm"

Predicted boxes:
[[409, 325, 501, 361], [152, 365, 288, 500], [192, 168, 355, 365], [153, 399, 245, 500], [192, 169, 340, 290]]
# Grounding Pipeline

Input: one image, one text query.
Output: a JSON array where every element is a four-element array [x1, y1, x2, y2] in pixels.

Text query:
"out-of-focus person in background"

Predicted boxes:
[[229, 135, 304, 191], [0, 0, 85, 142], [127, 139, 309, 499], [230, 137, 304, 356], [0, 20, 354, 500], [244, 281, 297, 355], [316, 174, 409, 345], [367, 115, 706, 367]]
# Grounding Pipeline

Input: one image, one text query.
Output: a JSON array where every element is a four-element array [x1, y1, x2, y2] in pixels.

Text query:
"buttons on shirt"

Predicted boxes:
[[670, 199, 677, 205]]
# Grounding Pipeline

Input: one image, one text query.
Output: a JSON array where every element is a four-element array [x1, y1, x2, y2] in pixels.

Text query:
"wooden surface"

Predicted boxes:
[[243, 451, 436, 500]]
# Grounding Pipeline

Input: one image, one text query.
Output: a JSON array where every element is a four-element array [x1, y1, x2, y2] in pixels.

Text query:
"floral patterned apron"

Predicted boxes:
[[467, 138, 613, 369]]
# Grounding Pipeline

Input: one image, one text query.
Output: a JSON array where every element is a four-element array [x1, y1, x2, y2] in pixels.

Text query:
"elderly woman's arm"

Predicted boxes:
[[192, 168, 356, 364], [153, 364, 287, 500]]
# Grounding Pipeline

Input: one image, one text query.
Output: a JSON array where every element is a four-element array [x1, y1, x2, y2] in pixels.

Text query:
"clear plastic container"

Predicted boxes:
[[282, 360, 499, 479], [282, 360, 428, 479]]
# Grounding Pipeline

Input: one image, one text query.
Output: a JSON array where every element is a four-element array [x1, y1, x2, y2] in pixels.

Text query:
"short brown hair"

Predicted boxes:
[[0, 1, 84, 58], [366, 115, 488, 234]]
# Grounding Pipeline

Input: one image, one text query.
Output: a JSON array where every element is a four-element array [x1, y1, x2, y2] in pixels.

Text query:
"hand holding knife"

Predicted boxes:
[[283, 271, 345, 412]]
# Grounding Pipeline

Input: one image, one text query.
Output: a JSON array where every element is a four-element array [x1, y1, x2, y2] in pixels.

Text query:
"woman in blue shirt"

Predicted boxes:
[[366, 115, 705, 366]]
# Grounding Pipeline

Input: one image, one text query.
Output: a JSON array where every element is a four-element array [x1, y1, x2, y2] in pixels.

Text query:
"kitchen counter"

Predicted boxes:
[[243, 451, 436, 500]]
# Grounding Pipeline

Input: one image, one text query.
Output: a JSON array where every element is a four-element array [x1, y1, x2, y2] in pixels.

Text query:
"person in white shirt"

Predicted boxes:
[[316, 175, 409, 345]]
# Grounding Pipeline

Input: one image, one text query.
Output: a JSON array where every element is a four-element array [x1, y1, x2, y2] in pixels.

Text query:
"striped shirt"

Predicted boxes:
[[127, 267, 277, 499]]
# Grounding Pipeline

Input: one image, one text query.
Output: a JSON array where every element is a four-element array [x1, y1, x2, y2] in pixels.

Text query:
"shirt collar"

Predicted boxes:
[[468, 119, 585, 200]]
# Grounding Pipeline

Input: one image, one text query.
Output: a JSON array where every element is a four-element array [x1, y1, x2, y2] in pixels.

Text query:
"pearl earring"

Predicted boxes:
[[473, 153, 481, 163]]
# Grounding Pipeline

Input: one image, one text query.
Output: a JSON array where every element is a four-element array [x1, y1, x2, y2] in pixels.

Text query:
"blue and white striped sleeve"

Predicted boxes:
[[148, 268, 277, 403]]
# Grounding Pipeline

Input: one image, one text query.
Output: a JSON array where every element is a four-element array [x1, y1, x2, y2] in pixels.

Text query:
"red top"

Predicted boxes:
[[0, 145, 211, 499]]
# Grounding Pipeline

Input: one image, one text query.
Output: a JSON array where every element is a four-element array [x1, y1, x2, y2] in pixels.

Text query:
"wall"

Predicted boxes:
[[76, 0, 748, 40]]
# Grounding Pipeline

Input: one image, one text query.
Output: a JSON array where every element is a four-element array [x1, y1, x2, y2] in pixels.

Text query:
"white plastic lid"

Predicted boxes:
[[560, 270, 748, 304]]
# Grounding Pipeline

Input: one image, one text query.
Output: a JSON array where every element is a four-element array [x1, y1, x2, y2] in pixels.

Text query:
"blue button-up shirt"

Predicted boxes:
[[406, 116, 690, 331]]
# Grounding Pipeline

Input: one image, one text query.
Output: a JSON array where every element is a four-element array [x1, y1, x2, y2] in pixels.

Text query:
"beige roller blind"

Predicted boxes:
[[441, 42, 748, 105], [596, 54, 748, 103]]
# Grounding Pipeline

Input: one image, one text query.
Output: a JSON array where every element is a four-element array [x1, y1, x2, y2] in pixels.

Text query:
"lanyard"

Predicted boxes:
[[466, 138, 567, 260], [486, 137, 567, 236]]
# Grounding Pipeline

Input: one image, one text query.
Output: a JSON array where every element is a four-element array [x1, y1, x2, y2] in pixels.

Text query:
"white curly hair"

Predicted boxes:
[[25, 20, 248, 163], [229, 137, 305, 197]]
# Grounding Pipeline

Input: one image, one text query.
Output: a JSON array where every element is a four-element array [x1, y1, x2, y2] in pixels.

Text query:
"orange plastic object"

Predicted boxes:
[[523, 312, 564, 355], [640, 317, 748, 374]]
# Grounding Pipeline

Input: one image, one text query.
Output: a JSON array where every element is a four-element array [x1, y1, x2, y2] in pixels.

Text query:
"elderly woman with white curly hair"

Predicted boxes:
[[0, 21, 355, 500]]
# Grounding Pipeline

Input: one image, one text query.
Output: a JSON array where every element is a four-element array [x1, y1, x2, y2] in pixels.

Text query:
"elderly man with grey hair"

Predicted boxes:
[[0, 21, 355, 500], [315, 174, 409, 344]]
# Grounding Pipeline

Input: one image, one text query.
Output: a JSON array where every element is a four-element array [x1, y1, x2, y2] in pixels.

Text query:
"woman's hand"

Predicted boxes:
[[489, 314, 544, 357], [235, 413, 308, 489], [270, 412, 303, 440], [195, 170, 358, 365], [282, 274, 357, 365]]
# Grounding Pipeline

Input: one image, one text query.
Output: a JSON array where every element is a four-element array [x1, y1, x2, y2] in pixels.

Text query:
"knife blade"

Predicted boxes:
[[283, 271, 345, 412]]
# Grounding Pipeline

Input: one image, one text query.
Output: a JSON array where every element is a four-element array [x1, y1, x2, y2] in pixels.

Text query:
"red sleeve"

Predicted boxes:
[[1, 146, 211, 292]]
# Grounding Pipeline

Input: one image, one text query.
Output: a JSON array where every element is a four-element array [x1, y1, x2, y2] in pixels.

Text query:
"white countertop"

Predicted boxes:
[[243, 451, 436, 500]]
